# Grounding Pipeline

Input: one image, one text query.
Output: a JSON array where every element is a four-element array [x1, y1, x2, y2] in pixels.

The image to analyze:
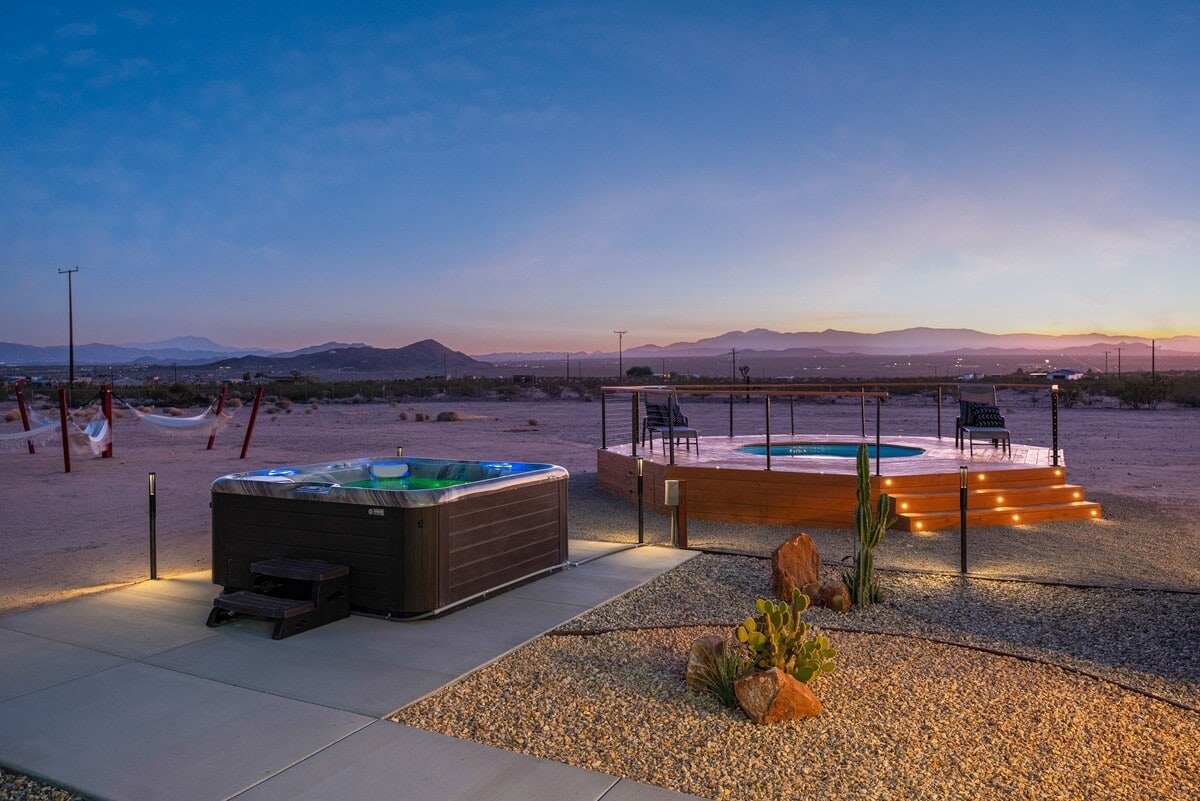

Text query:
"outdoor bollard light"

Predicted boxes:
[[959, 466, 968, 574], [148, 472, 158, 580], [396, 446, 403, 457], [633, 455, 643, 544], [1050, 384, 1061, 467], [665, 479, 681, 547]]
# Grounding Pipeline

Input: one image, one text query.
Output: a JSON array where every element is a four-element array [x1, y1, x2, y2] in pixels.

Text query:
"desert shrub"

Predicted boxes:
[[275, 398, 292, 411], [398, 411, 410, 421], [167, 407, 186, 417], [3, 409, 21, 422], [1116, 374, 1169, 409], [227, 397, 244, 408], [436, 411, 462, 422], [528, 418, 539, 426], [691, 642, 751, 708]]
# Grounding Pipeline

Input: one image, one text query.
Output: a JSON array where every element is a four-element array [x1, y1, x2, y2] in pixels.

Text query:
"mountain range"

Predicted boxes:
[[1, 328, 1196, 370]]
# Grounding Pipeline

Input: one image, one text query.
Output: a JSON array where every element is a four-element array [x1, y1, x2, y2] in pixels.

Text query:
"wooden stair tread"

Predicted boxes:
[[212, 591, 316, 619]]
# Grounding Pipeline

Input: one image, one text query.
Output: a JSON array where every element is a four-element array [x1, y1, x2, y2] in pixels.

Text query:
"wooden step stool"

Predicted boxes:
[[207, 558, 350, 639]]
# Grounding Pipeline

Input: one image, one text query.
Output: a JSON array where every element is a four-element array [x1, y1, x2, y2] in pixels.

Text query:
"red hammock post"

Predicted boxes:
[[15, 380, 35, 454], [206, 386, 228, 451], [240, 386, 265, 459], [102, 384, 113, 458], [58, 388, 71, 474]]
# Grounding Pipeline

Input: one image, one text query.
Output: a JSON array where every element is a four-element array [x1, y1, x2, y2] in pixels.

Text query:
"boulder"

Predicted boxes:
[[734, 667, 822, 724], [685, 635, 727, 691], [816, 579, 851, 612], [771, 533, 821, 601]]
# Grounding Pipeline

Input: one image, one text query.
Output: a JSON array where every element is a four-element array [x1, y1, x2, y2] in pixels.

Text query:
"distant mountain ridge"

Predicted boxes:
[[3, 328, 1197, 368]]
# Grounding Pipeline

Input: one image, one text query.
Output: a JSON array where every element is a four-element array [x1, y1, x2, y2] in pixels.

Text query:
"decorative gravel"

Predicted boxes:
[[393, 553, 1200, 800]]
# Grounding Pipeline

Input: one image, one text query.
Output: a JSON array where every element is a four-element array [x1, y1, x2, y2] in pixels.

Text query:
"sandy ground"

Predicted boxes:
[[1, 393, 1198, 615]]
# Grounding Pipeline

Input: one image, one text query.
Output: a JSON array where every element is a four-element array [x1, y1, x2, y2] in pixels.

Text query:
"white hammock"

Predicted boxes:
[[0, 413, 60, 445], [69, 417, 112, 456], [126, 403, 232, 436]]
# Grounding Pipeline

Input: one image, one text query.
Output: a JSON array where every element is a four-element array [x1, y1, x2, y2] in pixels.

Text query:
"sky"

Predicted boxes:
[[2, 1, 1199, 355]]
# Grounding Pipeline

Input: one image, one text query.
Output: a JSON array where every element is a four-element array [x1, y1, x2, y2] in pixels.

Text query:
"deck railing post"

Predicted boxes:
[[789, 395, 795, 436], [15, 381, 35, 454], [631, 392, 638, 459], [600, 390, 607, 449], [860, 386, 866, 437], [667, 390, 676, 466], [764, 394, 771, 471], [937, 385, 943, 438], [1051, 385, 1060, 467], [728, 393, 734, 437], [875, 395, 882, 477]]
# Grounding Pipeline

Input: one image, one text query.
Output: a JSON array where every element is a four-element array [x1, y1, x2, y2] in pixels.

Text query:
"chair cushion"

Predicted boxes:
[[969, 404, 1005, 428]]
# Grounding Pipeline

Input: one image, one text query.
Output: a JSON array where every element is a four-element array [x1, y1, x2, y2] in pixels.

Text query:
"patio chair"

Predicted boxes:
[[641, 394, 699, 453], [956, 385, 1011, 457]]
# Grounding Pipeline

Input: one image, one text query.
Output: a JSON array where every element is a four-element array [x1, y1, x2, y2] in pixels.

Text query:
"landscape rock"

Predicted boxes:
[[734, 667, 822, 724], [685, 634, 727, 691], [816, 579, 851, 612], [771, 532, 821, 601]]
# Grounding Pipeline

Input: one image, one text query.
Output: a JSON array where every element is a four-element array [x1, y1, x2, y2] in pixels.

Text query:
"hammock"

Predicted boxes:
[[0, 413, 60, 446], [69, 416, 112, 456], [125, 403, 232, 436]]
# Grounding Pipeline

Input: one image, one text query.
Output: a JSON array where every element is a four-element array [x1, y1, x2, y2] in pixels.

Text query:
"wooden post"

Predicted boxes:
[[58, 388, 71, 473], [240, 386, 265, 459], [15, 381, 35, 454], [207, 386, 227, 450], [102, 384, 113, 458]]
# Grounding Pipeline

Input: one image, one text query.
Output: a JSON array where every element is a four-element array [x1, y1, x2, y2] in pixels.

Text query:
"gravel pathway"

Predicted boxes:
[[393, 553, 1200, 800]]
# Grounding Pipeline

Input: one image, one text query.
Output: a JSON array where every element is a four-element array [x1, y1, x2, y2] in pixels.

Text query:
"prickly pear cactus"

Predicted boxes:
[[735, 587, 837, 684]]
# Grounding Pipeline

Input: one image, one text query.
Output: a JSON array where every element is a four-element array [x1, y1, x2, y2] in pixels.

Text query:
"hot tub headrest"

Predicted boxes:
[[370, 462, 410, 479]]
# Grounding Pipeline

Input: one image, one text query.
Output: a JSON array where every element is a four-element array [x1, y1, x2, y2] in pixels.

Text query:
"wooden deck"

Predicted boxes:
[[597, 434, 1101, 532]]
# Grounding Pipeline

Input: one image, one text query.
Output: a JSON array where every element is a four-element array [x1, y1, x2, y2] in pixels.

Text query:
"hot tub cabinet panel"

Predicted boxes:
[[211, 457, 569, 617]]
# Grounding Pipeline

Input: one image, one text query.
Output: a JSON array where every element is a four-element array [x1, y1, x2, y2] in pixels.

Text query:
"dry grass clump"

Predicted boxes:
[[227, 397, 244, 408], [528, 418, 539, 427], [274, 398, 292, 410], [399, 411, 410, 421], [415, 413, 431, 422], [167, 408, 186, 417], [3, 410, 22, 423], [310, 401, 319, 411], [437, 411, 462, 422]]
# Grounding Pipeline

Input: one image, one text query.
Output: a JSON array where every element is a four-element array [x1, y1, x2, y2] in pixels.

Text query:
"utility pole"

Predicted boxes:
[[58, 267, 79, 404], [1116, 346, 1123, 377], [1151, 340, 1156, 383], [1104, 350, 1109, 374], [613, 330, 627, 378], [730, 348, 736, 380]]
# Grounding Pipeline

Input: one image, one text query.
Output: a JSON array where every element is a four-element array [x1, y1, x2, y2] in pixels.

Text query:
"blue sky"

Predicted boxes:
[[3, 1, 1198, 354]]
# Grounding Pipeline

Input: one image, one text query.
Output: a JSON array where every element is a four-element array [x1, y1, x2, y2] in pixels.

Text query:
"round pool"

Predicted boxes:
[[736, 443, 926, 458]]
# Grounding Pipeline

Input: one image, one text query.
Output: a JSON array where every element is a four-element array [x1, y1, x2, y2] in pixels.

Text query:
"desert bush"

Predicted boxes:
[[398, 411, 410, 421], [528, 418, 539, 427], [167, 407, 186, 417], [3, 409, 21, 422], [691, 642, 750, 708], [436, 411, 462, 422]]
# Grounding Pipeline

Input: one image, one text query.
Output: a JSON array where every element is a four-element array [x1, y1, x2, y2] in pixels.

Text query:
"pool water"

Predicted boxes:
[[736, 443, 925, 458]]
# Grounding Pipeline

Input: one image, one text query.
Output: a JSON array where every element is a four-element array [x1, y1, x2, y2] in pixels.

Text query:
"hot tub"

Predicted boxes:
[[211, 457, 569, 618]]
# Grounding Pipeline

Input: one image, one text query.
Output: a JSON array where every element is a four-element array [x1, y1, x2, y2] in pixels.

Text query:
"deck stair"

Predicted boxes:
[[207, 557, 350, 639], [885, 469, 1101, 532]]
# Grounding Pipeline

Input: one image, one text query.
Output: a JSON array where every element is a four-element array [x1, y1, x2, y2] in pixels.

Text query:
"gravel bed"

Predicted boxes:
[[393, 553, 1200, 800], [0, 768, 85, 801]]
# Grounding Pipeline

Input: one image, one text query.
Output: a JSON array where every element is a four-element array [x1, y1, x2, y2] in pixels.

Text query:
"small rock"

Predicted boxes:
[[816, 579, 851, 612], [734, 667, 822, 724], [771, 532, 821, 601], [685, 634, 727, 691]]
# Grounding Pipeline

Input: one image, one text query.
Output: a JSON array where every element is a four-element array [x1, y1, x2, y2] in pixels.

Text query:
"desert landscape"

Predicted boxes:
[[2, 392, 1198, 799]]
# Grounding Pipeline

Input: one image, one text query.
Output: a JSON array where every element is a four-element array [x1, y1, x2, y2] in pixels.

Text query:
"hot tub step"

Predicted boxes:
[[207, 558, 351, 639]]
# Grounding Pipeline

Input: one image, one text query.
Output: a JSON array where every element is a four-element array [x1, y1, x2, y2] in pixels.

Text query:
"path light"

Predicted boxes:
[[959, 466, 968, 574], [1051, 384, 1061, 467], [148, 472, 158, 580], [636, 457, 644, 544]]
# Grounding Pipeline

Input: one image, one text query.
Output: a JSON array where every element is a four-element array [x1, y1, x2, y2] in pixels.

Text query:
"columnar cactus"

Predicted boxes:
[[843, 443, 895, 606]]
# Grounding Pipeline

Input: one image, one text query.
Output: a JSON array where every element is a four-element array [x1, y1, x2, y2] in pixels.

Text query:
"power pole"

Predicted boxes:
[[1116, 347, 1123, 377], [1103, 350, 1109, 374], [613, 330, 627, 378], [58, 267, 79, 404]]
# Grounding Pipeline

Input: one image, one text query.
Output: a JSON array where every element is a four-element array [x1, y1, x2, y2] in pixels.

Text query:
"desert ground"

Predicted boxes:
[[2, 391, 1199, 800], [2, 390, 1197, 610]]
